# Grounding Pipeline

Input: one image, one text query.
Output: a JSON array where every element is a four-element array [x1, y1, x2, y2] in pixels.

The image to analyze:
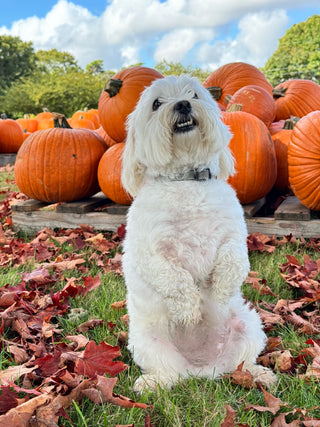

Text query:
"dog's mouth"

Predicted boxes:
[[173, 116, 197, 133]]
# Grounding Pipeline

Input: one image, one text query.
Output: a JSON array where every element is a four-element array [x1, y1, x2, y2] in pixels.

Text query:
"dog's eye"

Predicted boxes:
[[152, 99, 162, 111], [193, 93, 198, 99]]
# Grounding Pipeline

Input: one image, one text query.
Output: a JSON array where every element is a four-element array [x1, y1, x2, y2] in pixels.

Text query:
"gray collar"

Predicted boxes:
[[157, 168, 216, 182]]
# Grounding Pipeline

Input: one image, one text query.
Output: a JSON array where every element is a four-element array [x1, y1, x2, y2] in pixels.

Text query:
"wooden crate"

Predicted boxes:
[[11, 192, 320, 238]]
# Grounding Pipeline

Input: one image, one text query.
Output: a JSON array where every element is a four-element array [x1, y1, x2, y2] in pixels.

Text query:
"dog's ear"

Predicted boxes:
[[215, 118, 235, 181], [121, 114, 146, 197]]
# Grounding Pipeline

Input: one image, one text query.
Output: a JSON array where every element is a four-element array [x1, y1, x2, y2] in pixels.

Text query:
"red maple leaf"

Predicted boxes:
[[75, 341, 127, 378]]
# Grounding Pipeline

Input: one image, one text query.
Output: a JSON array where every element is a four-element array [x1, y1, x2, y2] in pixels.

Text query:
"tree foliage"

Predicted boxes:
[[0, 35, 36, 95], [155, 60, 210, 82], [263, 15, 320, 85]]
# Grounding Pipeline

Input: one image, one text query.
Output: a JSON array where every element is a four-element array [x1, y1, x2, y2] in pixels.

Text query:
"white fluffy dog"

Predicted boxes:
[[121, 75, 276, 394]]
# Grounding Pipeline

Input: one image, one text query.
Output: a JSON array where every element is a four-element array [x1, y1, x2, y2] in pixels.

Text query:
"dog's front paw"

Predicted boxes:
[[133, 374, 173, 395], [171, 304, 202, 326]]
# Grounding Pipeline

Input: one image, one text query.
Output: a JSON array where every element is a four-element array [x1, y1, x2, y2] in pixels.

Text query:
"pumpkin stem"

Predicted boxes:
[[104, 79, 123, 97], [23, 114, 30, 119], [283, 116, 299, 129], [272, 87, 287, 99], [52, 113, 72, 129], [1, 113, 8, 119], [226, 104, 242, 112], [206, 86, 223, 101]]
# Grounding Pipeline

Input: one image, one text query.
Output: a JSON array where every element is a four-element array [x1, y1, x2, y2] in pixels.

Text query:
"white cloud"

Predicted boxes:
[[0, 0, 318, 70], [197, 9, 289, 69]]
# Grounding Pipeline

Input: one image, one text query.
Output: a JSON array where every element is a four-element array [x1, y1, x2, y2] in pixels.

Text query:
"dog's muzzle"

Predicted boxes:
[[173, 100, 197, 133]]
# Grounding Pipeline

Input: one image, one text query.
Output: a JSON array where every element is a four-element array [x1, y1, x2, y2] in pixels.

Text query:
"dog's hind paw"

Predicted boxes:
[[251, 365, 277, 388]]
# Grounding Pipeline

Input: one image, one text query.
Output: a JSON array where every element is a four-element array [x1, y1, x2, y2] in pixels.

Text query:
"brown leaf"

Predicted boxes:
[[0, 365, 37, 386], [228, 362, 256, 389], [8, 345, 28, 364], [82, 375, 151, 409], [77, 318, 104, 333], [246, 387, 285, 415], [66, 334, 90, 350], [111, 300, 127, 310], [0, 394, 50, 426], [220, 404, 236, 427]]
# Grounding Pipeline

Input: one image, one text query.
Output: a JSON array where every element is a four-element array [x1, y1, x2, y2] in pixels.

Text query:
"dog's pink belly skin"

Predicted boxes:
[[170, 315, 246, 368]]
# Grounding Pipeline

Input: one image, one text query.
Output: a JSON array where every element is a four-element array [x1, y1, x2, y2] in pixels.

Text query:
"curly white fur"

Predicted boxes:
[[121, 75, 276, 393]]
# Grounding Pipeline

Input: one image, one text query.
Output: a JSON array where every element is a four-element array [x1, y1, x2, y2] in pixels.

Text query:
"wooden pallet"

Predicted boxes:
[[0, 153, 16, 166], [11, 192, 320, 237]]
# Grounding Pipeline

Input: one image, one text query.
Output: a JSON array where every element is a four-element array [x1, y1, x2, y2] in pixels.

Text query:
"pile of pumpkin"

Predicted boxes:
[[0, 63, 319, 211]]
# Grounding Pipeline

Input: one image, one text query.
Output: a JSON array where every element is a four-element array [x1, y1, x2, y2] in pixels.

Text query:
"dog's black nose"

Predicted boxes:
[[174, 100, 191, 115]]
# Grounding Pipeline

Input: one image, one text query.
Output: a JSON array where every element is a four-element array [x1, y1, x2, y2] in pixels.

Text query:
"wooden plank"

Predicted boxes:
[[12, 211, 127, 234], [0, 153, 16, 166], [105, 204, 130, 215], [243, 198, 266, 218], [274, 196, 310, 220], [11, 199, 48, 212], [56, 192, 109, 214], [246, 217, 320, 238]]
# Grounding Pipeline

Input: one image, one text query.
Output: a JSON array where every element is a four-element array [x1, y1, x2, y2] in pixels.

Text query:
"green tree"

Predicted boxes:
[[263, 15, 320, 85], [2, 69, 104, 118], [0, 35, 36, 94], [35, 49, 80, 74], [86, 60, 104, 75], [155, 60, 210, 82]]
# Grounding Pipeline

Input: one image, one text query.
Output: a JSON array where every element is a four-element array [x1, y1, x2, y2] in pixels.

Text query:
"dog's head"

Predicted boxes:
[[122, 74, 234, 197]]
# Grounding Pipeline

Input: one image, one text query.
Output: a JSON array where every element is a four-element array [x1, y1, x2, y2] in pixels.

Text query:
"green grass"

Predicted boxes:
[[0, 170, 319, 425]]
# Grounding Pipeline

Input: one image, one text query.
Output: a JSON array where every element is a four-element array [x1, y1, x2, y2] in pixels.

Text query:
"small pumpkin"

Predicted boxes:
[[35, 109, 53, 121], [288, 111, 320, 211], [226, 85, 276, 127], [203, 62, 273, 107], [273, 79, 320, 121], [0, 115, 25, 153], [98, 66, 163, 142], [71, 108, 100, 129], [223, 111, 277, 204], [97, 143, 132, 205], [16, 114, 39, 133], [68, 115, 95, 129], [14, 113, 107, 203]]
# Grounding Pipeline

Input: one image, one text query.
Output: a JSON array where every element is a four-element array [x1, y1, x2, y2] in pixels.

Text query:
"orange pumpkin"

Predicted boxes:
[[226, 85, 276, 127], [98, 66, 163, 142], [37, 118, 54, 130], [273, 79, 320, 121], [68, 116, 95, 129], [35, 109, 53, 121], [0, 117, 25, 153], [223, 111, 277, 204], [271, 118, 298, 192], [288, 111, 320, 210], [71, 108, 100, 129], [98, 143, 132, 205], [16, 114, 39, 133], [94, 126, 120, 148], [203, 62, 273, 107], [14, 113, 107, 203]]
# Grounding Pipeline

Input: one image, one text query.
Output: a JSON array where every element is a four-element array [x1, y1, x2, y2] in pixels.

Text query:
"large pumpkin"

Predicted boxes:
[[203, 62, 273, 107], [226, 85, 276, 127], [97, 143, 132, 205], [223, 111, 277, 204], [288, 111, 320, 211], [71, 108, 100, 129], [0, 117, 25, 153], [98, 66, 163, 142], [271, 118, 298, 192], [273, 79, 320, 121], [14, 114, 107, 203]]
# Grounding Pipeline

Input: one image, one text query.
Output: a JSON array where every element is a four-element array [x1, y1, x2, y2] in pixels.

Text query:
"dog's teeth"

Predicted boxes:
[[177, 119, 193, 127]]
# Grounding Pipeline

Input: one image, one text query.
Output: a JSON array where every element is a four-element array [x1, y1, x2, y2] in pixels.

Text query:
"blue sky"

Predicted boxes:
[[1, 1, 319, 71]]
